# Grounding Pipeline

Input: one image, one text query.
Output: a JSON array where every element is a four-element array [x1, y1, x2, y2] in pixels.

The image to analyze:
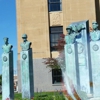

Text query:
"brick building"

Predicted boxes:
[[16, 0, 99, 92]]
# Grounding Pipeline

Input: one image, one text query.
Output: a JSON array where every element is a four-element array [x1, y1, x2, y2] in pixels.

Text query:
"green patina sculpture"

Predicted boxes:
[[20, 34, 34, 99], [65, 24, 85, 44], [64, 25, 75, 44], [20, 34, 31, 51], [2, 37, 13, 53], [2, 37, 14, 100], [72, 24, 85, 33], [90, 22, 100, 41]]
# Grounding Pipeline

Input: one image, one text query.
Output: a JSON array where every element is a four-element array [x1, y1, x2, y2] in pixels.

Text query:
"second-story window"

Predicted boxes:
[[48, 0, 62, 12], [50, 26, 63, 51]]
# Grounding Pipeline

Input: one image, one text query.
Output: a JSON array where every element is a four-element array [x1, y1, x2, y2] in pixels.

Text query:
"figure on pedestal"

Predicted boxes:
[[20, 34, 31, 51], [20, 33, 34, 99], [65, 24, 84, 44], [2, 37, 13, 53], [90, 22, 100, 97], [90, 22, 100, 41], [2, 37, 14, 100], [64, 25, 74, 44]]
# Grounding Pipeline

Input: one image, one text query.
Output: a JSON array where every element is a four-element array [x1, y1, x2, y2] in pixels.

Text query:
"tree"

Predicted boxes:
[[55, 34, 65, 52], [43, 58, 60, 71]]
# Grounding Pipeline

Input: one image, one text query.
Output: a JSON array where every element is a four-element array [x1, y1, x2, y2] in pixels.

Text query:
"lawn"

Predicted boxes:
[[0, 92, 67, 100]]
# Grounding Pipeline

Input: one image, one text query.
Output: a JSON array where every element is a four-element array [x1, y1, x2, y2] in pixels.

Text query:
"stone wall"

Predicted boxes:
[[17, 59, 62, 93], [16, 0, 96, 59]]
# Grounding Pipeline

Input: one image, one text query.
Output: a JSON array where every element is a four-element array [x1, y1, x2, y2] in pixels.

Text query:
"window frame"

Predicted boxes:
[[52, 69, 62, 84], [50, 26, 63, 51], [48, 0, 62, 12]]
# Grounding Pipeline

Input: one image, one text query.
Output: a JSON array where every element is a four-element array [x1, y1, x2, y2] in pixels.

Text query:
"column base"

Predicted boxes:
[[87, 94, 100, 100], [89, 97, 100, 100]]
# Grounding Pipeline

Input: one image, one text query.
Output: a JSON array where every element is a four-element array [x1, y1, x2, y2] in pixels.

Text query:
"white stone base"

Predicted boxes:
[[89, 98, 100, 100], [87, 93, 93, 97], [87, 94, 100, 100]]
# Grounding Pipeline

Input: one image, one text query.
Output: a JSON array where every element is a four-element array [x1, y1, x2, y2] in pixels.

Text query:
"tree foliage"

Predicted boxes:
[[43, 58, 60, 71], [55, 34, 65, 52]]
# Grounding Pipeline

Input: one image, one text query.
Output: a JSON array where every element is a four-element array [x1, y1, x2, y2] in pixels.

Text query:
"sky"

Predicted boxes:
[[0, 0, 17, 74]]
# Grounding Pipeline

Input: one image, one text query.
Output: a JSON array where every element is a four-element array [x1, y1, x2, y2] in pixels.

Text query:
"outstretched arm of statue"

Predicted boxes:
[[11, 45, 13, 50]]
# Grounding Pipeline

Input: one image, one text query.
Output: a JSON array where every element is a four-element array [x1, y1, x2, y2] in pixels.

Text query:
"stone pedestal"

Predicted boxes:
[[21, 48, 34, 99], [73, 20, 91, 94], [76, 40, 91, 94], [90, 41, 100, 97], [65, 44, 78, 90], [2, 51, 14, 100], [89, 97, 100, 100]]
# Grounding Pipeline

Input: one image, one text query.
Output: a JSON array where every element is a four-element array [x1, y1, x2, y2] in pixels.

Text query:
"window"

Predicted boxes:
[[48, 0, 62, 12], [52, 69, 62, 84], [50, 26, 63, 51]]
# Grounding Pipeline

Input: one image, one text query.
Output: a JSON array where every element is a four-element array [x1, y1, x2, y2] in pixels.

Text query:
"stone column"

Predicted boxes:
[[72, 20, 92, 94], [21, 48, 34, 99], [2, 37, 14, 100], [90, 41, 100, 97], [76, 41, 91, 94], [20, 34, 34, 99], [2, 51, 14, 100], [65, 43, 79, 91], [89, 21, 100, 98]]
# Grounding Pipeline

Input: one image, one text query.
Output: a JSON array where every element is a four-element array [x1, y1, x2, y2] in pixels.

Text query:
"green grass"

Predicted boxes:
[[0, 92, 67, 100]]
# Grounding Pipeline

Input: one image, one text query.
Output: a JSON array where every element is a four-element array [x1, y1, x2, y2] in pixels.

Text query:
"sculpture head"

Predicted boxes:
[[72, 25, 78, 33], [3, 37, 8, 44], [66, 26, 72, 34], [72, 24, 84, 33], [22, 34, 27, 42], [92, 22, 98, 30]]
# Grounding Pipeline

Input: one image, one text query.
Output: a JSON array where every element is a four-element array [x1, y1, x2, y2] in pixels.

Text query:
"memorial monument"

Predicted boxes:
[[73, 21, 92, 95], [20, 34, 34, 99], [2, 37, 14, 100], [64, 25, 79, 92], [90, 22, 100, 97], [64, 20, 100, 99], [64, 20, 93, 98]]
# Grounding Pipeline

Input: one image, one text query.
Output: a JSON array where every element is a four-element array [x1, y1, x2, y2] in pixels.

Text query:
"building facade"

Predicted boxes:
[[16, 0, 98, 92]]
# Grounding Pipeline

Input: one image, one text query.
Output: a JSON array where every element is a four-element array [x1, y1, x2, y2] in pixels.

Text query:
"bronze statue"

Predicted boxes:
[[65, 24, 85, 44], [20, 34, 31, 51], [64, 25, 74, 44], [90, 22, 100, 41], [2, 37, 13, 53]]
